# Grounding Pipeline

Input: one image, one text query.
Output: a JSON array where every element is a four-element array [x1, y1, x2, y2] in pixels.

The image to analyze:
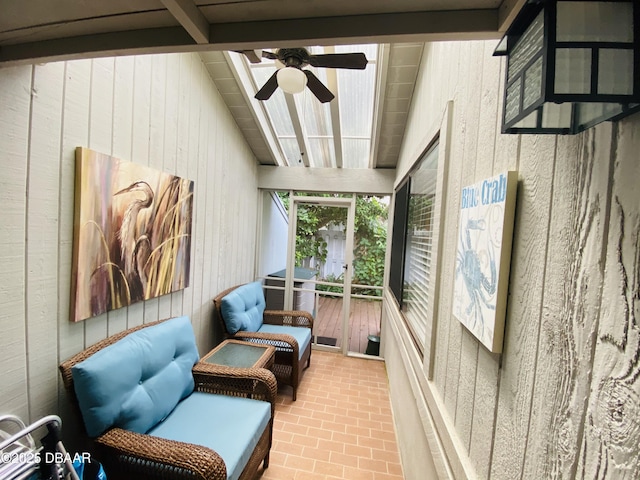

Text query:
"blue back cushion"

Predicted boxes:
[[71, 316, 199, 437], [220, 281, 265, 334]]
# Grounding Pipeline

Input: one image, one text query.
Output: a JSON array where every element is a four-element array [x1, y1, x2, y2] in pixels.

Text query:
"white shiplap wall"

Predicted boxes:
[[385, 39, 640, 479], [0, 52, 259, 447]]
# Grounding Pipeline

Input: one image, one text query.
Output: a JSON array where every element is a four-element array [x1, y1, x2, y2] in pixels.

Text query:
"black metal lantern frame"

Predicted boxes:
[[494, 0, 640, 134]]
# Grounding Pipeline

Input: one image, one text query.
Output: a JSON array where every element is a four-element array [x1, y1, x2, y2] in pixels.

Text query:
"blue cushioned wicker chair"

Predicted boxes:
[[213, 281, 313, 401]]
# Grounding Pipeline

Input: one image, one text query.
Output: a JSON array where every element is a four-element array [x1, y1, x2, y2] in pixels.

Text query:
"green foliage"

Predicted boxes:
[[279, 194, 341, 268], [352, 221, 387, 295], [315, 273, 344, 294], [352, 196, 388, 295]]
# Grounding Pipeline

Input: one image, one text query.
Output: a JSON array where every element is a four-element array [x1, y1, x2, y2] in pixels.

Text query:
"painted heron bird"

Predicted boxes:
[[114, 181, 154, 295]]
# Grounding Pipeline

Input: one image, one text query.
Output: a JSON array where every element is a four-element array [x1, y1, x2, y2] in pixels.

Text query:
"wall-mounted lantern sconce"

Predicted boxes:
[[494, 0, 639, 134]]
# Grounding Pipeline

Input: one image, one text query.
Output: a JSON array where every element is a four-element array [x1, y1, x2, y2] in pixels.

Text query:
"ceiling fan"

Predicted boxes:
[[236, 48, 368, 103]]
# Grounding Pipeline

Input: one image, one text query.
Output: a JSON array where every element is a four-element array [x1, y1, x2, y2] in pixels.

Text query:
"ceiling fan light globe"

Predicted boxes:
[[277, 67, 307, 94]]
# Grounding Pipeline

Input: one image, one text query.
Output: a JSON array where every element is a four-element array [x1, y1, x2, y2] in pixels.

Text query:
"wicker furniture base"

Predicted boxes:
[[93, 424, 271, 480]]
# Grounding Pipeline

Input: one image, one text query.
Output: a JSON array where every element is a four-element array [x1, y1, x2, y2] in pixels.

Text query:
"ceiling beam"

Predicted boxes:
[[258, 166, 395, 195], [207, 9, 500, 47], [160, 0, 210, 44], [324, 47, 343, 169], [497, 0, 527, 32], [0, 27, 195, 67], [284, 93, 312, 167], [224, 51, 287, 166], [369, 43, 390, 169], [327, 75, 342, 168], [0, 9, 499, 67]]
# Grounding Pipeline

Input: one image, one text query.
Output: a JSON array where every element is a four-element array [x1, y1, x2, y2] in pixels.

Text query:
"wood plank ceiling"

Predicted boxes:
[[0, 0, 526, 169]]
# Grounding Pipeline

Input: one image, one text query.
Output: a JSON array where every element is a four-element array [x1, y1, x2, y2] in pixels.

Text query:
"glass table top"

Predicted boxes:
[[202, 341, 270, 368]]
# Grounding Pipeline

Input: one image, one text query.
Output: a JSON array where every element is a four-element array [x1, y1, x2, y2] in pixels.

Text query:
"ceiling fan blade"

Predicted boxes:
[[261, 50, 278, 61], [234, 50, 262, 63], [234, 50, 279, 63], [308, 52, 368, 70], [255, 71, 279, 100], [304, 71, 335, 103]]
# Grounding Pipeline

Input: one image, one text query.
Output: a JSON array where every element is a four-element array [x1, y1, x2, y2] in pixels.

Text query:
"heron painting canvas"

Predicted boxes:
[[70, 147, 193, 322], [452, 171, 517, 353]]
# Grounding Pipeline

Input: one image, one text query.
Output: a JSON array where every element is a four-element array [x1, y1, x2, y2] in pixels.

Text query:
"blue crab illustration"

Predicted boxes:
[[456, 218, 497, 329]]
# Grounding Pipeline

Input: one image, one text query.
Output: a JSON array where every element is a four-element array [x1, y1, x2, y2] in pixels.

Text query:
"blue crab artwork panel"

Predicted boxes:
[[452, 171, 517, 353]]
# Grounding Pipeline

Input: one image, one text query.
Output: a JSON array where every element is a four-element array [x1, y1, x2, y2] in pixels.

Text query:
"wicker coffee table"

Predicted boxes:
[[198, 339, 275, 370]]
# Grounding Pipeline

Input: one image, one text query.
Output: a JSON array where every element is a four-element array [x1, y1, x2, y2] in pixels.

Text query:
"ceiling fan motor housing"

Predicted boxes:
[[278, 48, 311, 68]]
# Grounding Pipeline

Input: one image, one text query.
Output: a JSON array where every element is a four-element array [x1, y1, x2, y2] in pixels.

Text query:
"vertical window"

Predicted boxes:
[[389, 141, 440, 351], [388, 180, 410, 305]]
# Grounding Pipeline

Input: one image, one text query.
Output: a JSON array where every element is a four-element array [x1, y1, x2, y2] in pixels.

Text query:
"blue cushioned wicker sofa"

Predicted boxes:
[[213, 281, 313, 400], [59, 316, 277, 480]]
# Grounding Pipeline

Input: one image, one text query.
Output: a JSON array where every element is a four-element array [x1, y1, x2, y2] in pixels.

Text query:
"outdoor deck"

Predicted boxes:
[[313, 295, 382, 354]]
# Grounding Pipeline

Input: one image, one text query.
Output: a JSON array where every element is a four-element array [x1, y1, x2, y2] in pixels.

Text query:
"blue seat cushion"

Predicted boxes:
[[258, 324, 312, 360], [147, 392, 271, 480], [71, 316, 199, 437], [220, 281, 265, 334]]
